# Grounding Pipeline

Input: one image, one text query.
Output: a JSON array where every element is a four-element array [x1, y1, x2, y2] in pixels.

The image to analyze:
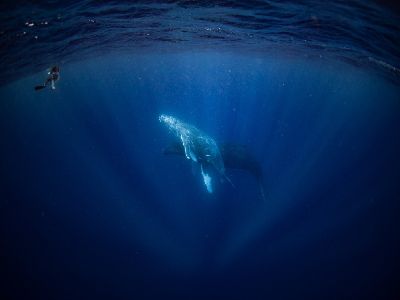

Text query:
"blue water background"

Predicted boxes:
[[1, 52, 400, 299]]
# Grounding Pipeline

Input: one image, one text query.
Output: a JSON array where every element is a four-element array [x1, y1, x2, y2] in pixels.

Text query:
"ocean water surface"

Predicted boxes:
[[1, 1, 399, 299]]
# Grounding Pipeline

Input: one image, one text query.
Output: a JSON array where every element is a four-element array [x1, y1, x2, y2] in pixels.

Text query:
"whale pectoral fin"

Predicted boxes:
[[181, 134, 197, 162], [200, 164, 213, 193]]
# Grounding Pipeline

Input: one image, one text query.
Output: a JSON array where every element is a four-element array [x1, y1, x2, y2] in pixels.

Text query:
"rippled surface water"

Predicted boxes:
[[0, 0, 399, 85]]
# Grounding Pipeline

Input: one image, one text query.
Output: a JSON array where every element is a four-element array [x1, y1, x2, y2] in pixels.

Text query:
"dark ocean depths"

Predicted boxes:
[[1, 1, 400, 299]]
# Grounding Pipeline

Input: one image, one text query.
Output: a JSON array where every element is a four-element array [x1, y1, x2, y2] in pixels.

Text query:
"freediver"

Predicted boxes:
[[34, 65, 60, 91]]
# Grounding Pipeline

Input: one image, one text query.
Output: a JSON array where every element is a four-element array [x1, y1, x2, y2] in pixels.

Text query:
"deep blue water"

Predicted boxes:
[[1, 1, 400, 300]]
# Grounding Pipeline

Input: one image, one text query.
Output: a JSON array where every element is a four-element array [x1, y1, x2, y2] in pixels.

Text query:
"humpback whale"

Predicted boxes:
[[164, 142, 266, 200], [159, 114, 232, 193], [159, 114, 265, 199]]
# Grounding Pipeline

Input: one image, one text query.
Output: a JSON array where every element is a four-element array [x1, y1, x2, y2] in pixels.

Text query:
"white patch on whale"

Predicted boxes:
[[201, 164, 213, 193], [159, 114, 227, 193]]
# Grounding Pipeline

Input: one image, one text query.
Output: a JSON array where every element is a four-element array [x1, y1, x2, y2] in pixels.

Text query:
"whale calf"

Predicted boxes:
[[159, 114, 231, 193]]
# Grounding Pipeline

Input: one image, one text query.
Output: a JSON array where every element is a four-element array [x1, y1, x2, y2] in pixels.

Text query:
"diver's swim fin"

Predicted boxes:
[[34, 85, 46, 91]]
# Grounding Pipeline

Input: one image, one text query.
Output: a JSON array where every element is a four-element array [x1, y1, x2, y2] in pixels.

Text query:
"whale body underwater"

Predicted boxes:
[[159, 114, 266, 200]]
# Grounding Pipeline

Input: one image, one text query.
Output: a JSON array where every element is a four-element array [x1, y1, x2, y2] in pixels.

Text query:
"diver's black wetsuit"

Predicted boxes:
[[34, 66, 60, 91]]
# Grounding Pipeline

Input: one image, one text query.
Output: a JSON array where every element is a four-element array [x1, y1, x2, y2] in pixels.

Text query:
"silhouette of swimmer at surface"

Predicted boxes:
[[34, 66, 60, 91]]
